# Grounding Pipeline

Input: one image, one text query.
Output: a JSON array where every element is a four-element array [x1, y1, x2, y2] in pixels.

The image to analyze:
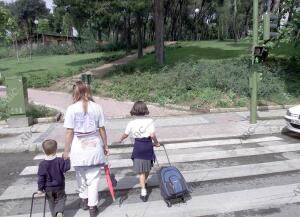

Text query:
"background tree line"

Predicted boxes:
[[0, 0, 299, 57]]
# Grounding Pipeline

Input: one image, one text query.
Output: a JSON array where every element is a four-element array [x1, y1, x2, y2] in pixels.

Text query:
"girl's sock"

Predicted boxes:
[[141, 188, 147, 196]]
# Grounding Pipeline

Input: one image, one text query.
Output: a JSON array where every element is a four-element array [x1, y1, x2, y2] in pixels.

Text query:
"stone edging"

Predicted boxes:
[[149, 102, 297, 113]]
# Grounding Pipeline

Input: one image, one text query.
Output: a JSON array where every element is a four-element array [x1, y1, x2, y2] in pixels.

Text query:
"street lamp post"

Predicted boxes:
[[34, 19, 39, 46], [250, 0, 259, 124], [194, 8, 200, 40]]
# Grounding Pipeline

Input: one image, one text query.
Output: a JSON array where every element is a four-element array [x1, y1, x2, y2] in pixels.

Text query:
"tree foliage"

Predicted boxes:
[[1, 0, 299, 55], [9, 0, 49, 35]]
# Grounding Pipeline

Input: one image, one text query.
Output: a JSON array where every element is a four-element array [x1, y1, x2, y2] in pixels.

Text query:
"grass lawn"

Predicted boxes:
[[127, 40, 251, 71], [0, 51, 125, 87], [93, 40, 300, 108]]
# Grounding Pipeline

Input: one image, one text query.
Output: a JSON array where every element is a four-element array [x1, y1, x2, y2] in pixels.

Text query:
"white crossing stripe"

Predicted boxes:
[[22, 142, 300, 176], [5, 183, 300, 217], [33, 136, 283, 159], [3, 159, 300, 200]]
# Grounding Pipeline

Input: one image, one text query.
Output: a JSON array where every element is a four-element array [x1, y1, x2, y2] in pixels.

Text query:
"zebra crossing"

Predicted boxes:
[[2, 133, 300, 217]]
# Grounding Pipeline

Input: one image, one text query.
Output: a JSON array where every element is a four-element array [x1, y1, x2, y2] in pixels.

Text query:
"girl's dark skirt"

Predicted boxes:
[[133, 159, 153, 174]]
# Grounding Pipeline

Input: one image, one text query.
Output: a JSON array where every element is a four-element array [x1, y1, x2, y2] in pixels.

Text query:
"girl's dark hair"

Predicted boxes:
[[130, 101, 149, 116]]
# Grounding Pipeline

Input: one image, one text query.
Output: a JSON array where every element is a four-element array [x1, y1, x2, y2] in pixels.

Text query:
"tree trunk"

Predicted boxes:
[[125, 14, 132, 54], [233, 0, 238, 42], [271, 0, 281, 13], [14, 35, 19, 62], [97, 29, 102, 41], [287, 0, 295, 21], [26, 32, 32, 60], [154, 0, 165, 65], [136, 11, 143, 58], [242, 7, 251, 37]]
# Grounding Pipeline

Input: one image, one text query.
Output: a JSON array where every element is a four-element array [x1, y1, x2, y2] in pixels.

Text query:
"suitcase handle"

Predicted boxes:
[[29, 192, 46, 217], [155, 143, 172, 167]]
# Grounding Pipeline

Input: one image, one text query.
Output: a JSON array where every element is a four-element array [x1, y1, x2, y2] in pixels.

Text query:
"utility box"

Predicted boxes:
[[5, 76, 33, 127]]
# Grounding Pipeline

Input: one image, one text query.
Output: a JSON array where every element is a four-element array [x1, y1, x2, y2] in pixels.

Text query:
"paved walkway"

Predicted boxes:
[[0, 87, 189, 118]]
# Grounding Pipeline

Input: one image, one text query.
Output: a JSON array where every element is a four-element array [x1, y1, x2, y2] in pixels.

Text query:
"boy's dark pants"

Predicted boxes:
[[46, 190, 66, 217]]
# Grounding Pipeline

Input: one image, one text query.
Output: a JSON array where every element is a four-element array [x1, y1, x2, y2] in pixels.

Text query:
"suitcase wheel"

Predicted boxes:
[[165, 200, 172, 207]]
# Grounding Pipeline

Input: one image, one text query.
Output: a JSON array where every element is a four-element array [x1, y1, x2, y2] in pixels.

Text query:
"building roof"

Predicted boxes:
[[17, 33, 79, 42]]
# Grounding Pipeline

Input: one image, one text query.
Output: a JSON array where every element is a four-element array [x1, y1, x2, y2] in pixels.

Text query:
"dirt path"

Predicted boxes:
[[47, 42, 176, 92]]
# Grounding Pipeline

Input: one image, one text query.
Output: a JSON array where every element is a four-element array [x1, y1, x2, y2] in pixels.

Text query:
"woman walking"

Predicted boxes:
[[63, 81, 109, 217]]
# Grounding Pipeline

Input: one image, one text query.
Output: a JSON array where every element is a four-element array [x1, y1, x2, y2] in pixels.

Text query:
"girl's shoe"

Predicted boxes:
[[89, 206, 98, 217], [140, 195, 148, 202], [56, 212, 63, 217], [140, 187, 147, 202], [80, 199, 89, 210]]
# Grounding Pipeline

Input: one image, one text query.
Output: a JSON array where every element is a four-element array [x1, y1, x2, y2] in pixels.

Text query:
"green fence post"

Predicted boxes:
[[6, 76, 33, 127]]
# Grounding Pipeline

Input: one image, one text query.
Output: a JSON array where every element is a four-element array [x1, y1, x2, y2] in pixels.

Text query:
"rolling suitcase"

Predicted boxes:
[[29, 192, 46, 217], [156, 144, 189, 207]]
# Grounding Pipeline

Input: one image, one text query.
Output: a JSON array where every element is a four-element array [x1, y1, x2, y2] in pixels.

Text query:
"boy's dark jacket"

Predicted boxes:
[[38, 157, 70, 192]]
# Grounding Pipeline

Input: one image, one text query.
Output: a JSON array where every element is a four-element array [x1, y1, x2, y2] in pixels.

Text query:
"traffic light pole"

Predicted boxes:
[[250, 0, 259, 124]]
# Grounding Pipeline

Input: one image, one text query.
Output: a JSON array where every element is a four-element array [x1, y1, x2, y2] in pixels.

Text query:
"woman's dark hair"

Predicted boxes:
[[130, 101, 149, 116]]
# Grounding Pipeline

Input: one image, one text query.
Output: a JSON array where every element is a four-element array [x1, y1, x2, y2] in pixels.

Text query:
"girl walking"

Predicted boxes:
[[63, 81, 109, 217], [118, 101, 160, 202]]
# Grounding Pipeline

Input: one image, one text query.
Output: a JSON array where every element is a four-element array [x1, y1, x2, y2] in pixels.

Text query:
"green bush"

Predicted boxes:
[[26, 103, 57, 119], [0, 98, 9, 120], [100, 57, 287, 108], [32, 44, 75, 56], [0, 76, 4, 85], [26, 73, 56, 88], [0, 99, 57, 120], [74, 39, 101, 53]]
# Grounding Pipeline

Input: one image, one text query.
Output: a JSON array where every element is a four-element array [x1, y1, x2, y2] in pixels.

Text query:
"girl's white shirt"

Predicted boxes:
[[64, 101, 106, 166], [125, 117, 155, 138]]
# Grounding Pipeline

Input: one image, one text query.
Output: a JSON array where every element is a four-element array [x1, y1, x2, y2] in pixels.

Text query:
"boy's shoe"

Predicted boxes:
[[140, 195, 148, 202], [56, 212, 63, 217], [80, 199, 89, 210], [89, 206, 98, 217]]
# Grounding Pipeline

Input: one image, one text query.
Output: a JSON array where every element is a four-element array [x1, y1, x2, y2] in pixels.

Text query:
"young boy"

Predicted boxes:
[[37, 139, 70, 217]]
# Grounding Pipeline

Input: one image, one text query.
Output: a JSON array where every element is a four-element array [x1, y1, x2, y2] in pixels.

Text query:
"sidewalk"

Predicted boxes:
[[0, 87, 189, 118]]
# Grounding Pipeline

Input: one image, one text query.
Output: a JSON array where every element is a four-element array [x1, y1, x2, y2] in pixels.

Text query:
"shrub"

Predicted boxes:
[[0, 99, 57, 120], [0, 76, 4, 85], [32, 44, 75, 56], [74, 39, 101, 53], [101, 57, 287, 108], [0, 98, 8, 120], [26, 103, 57, 119], [27, 73, 56, 88]]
